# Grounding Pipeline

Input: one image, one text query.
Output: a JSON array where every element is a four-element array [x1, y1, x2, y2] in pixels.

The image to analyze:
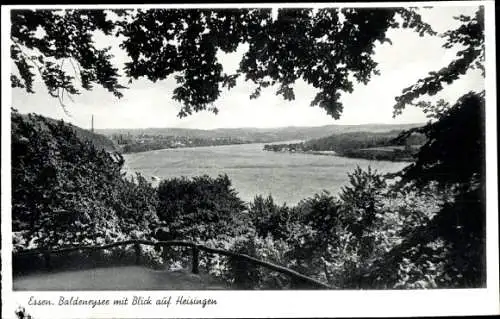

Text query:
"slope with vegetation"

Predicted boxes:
[[11, 110, 158, 255], [19, 113, 117, 152]]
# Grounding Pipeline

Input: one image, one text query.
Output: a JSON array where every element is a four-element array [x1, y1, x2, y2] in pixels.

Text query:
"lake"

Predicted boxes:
[[123, 142, 410, 206]]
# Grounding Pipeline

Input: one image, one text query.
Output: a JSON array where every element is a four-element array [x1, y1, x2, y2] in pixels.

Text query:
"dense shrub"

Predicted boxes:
[[156, 174, 247, 242], [368, 187, 486, 289], [338, 166, 386, 259], [287, 192, 342, 279], [201, 231, 292, 289], [249, 195, 296, 240], [371, 93, 488, 289], [241, 167, 458, 290]]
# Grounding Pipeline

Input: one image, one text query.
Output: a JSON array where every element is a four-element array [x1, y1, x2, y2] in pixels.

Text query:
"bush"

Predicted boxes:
[[199, 231, 293, 289], [156, 174, 246, 242], [248, 195, 295, 240], [227, 236, 262, 289]]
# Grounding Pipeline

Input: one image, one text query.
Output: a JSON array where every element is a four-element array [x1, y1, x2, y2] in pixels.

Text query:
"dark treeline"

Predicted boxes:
[[264, 130, 426, 161], [12, 105, 485, 289]]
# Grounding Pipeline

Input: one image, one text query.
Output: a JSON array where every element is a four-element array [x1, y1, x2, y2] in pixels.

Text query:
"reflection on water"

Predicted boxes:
[[123, 142, 410, 206]]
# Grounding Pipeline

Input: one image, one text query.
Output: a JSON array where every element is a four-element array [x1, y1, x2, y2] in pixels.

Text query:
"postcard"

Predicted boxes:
[[2, 1, 499, 318]]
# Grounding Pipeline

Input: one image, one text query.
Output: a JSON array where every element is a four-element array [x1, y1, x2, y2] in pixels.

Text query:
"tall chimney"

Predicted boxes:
[[91, 114, 94, 133]]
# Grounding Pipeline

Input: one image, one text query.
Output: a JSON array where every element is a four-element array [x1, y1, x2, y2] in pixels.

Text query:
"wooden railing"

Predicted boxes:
[[14, 239, 331, 289]]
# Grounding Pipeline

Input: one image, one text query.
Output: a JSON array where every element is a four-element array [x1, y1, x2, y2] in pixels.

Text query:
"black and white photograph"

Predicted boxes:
[[1, 1, 499, 318]]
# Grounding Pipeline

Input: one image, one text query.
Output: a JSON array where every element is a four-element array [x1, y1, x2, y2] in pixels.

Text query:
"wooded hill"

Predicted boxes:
[[264, 130, 427, 161], [11, 110, 158, 254], [97, 123, 423, 143], [14, 112, 117, 152]]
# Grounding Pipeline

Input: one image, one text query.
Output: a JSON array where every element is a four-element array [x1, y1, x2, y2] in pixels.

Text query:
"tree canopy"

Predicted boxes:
[[393, 7, 484, 115], [11, 10, 125, 111], [11, 7, 436, 118], [392, 6, 485, 189]]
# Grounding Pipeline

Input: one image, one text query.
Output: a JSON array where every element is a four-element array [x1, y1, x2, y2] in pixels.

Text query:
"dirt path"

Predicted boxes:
[[13, 266, 231, 290]]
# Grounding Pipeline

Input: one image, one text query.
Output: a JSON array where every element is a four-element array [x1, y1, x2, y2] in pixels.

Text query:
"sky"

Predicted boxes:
[[10, 4, 485, 130]]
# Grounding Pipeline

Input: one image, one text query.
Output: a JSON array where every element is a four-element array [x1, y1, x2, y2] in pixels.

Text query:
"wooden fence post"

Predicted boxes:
[[134, 242, 141, 265], [43, 251, 52, 271], [191, 245, 199, 274], [160, 244, 169, 267]]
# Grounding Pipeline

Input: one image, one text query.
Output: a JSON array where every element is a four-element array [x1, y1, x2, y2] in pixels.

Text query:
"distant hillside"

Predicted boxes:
[[264, 129, 427, 162], [17, 113, 116, 152], [96, 123, 423, 143], [304, 129, 426, 151]]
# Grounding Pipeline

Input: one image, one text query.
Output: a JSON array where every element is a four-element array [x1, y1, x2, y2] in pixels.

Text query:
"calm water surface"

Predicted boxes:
[[123, 142, 409, 206]]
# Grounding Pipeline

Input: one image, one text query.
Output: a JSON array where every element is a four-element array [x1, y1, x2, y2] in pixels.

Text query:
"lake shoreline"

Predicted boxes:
[[263, 149, 415, 162], [123, 143, 410, 206], [119, 141, 272, 155]]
